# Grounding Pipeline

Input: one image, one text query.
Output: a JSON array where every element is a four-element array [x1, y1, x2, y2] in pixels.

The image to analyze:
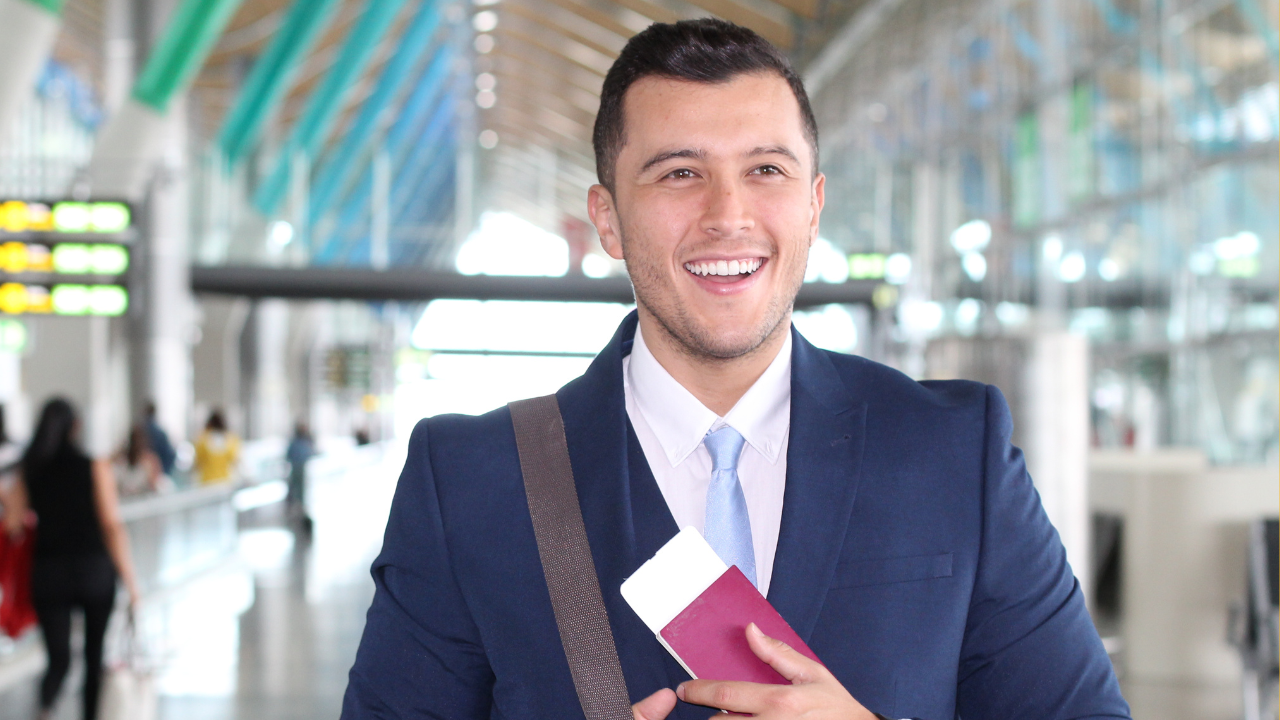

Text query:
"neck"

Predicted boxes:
[[636, 310, 789, 417]]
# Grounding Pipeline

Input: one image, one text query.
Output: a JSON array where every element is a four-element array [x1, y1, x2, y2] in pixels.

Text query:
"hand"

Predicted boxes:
[[126, 580, 141, 611], [633, 688, 677, 720], [676, 623, 877, 719]]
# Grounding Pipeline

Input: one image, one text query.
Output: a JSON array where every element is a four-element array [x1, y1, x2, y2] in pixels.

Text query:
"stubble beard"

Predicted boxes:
[[619, 223, 807, 364]]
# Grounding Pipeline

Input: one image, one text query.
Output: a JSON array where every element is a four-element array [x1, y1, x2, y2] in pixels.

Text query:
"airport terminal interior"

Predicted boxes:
[[0, 0, 1275, 717]]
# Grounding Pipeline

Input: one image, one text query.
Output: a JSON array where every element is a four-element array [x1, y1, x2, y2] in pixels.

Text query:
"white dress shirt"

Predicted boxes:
[[623, 325, 791, 597]]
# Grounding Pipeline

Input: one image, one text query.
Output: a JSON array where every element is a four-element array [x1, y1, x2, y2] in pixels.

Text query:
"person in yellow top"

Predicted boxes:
[[193, 409, 240, 486]]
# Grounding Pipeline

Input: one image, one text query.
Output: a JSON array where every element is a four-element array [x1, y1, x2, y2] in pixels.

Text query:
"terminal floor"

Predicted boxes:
[[0, 444, 401, 720]]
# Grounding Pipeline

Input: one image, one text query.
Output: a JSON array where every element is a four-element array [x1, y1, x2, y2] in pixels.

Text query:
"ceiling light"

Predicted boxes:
[[961, 251, 987, 281], [475, 90, 496, 108], [1098, 257, 1121, 281], [884, 253, 911, 284], [473, 10, 498, 32], [1213, 231, 1260, 260], [269, 220, 293, 248], [474, 34, 495, 53], [478, 129, 499, 149], [1042, 233, 1063, 262], [1058, 251, 1086, 282], [476, 72, 496, 91], [949, 219, 991, 254]]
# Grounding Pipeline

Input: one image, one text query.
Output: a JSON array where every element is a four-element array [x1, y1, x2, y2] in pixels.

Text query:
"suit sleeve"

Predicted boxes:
[[955, 386, 1130, 720], [341, 420, 495, 719]]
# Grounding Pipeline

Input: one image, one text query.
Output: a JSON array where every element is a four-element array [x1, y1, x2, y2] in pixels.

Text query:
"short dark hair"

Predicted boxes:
[[593, 19, 819, 193]]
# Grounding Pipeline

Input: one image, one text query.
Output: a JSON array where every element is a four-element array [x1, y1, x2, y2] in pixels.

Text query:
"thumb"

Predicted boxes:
[[745, 622, 824, 684], [632, 688, 677, 720]]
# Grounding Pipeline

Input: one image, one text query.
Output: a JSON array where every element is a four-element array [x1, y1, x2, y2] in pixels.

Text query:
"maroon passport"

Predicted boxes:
[[658, 566, 822, 683]]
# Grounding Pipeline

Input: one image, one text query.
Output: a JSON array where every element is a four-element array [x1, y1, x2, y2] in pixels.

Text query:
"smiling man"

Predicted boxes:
[[342, 20, 1130, 720]]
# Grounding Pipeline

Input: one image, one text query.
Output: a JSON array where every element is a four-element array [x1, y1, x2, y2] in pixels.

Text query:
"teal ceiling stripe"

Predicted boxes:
[[217, 0, 343, 162], [253, 0, 412, 215], [131, 0, 247, 112], [312, 44, 455, 261], [22, 0, 67, 15], [308, 0, 443, 225]]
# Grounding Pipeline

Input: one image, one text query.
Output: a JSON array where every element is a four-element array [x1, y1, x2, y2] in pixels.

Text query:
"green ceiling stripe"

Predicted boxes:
[[252, 0, 411, 214], [131, 0, 246, 112], [217, 0, 344, 162], [21, 0, 67, 15]]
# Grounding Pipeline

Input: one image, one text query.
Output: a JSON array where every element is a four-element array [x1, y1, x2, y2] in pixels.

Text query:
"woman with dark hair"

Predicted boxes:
[[0, 398, 139, 720], [113, 424, 163, 496]]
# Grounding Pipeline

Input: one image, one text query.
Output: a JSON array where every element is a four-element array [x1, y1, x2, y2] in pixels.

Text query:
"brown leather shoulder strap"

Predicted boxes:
[[508, 394, 633, 720]]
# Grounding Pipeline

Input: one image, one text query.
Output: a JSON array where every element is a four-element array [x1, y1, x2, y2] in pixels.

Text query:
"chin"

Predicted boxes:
[[680, 315, 785, 360]]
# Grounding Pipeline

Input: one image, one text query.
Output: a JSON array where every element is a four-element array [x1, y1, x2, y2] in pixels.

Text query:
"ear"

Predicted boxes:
[[588, 184, 625, 260], [808, 172, 826, 247]]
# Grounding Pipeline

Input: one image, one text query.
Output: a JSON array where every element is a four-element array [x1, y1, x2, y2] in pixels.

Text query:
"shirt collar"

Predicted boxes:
[[627, 324, 791, 467]]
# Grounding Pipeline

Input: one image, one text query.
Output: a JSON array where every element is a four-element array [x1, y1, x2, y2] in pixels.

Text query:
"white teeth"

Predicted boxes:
[[685, 259, 761, 276]]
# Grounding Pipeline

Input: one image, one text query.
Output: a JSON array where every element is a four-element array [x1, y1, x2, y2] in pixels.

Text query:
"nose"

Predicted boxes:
[[699, 177, 755, 238]]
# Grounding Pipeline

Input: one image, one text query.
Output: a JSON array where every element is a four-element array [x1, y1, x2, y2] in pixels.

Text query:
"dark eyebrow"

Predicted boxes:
[[747, 145, 800, 163], [638, 148, 706, 175]]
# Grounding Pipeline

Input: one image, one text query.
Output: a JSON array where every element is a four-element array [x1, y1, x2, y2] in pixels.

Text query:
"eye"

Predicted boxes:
[[751, 164, 784, 176], [664, 168, 697, 180]]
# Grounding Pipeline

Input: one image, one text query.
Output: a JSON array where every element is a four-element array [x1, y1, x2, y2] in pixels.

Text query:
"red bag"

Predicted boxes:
[[0, 524, 37, 638]]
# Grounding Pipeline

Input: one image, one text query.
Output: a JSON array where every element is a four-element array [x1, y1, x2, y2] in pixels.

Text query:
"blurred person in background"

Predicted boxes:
[[112, 425, 165, 497], [0, 397, 140, 720], [142, 402, 176, 478], [0, 405, 22, 516], [193, 409, 239, 486], [285, 421, 316, 530], [0, 405, 22, 471]]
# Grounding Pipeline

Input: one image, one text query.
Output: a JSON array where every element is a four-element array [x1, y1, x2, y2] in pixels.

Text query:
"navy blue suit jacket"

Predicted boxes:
[[342, 313, 1130, 719]]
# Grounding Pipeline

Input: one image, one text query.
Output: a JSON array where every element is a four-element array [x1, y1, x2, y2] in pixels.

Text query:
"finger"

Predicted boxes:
[[632, 688, 677, 720], [745, 623, 826, 684], [677, 679, 776, 714]]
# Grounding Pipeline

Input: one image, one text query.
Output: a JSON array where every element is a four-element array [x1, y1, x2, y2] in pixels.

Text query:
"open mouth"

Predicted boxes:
[[683, 257, 764, 282]]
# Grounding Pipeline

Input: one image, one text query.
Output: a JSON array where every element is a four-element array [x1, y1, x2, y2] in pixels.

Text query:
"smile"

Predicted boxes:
[[683, 258, 764, 278]]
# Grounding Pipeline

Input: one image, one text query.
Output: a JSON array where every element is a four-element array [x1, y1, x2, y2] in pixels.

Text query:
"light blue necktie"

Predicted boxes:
[[703, 426, 756, 588]]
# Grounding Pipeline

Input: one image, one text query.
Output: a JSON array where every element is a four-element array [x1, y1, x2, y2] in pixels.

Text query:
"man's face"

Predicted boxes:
[[588, 72, 824, 360]]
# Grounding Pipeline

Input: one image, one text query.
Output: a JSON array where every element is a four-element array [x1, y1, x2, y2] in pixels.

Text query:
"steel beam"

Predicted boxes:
[[597, 0, 679, 24], [491, 63, 600, 113], [764, 0, 815, 19], [489, 118, 596, 167], [497, 26, 610, 76], [501, 3, 621, 59], [191, 266, 881, 306], [677, 0, 792, 47], [499, 80, 597, 129], [529, 0, 636, 40], [491, 103, 593, 149], [490, 46, 603, 97]]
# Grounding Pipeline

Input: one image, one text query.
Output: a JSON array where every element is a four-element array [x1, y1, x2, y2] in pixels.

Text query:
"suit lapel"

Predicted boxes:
[[767, 329, 869, 642], [555, 312, 689, 703], [553, 315, 868, 702]]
